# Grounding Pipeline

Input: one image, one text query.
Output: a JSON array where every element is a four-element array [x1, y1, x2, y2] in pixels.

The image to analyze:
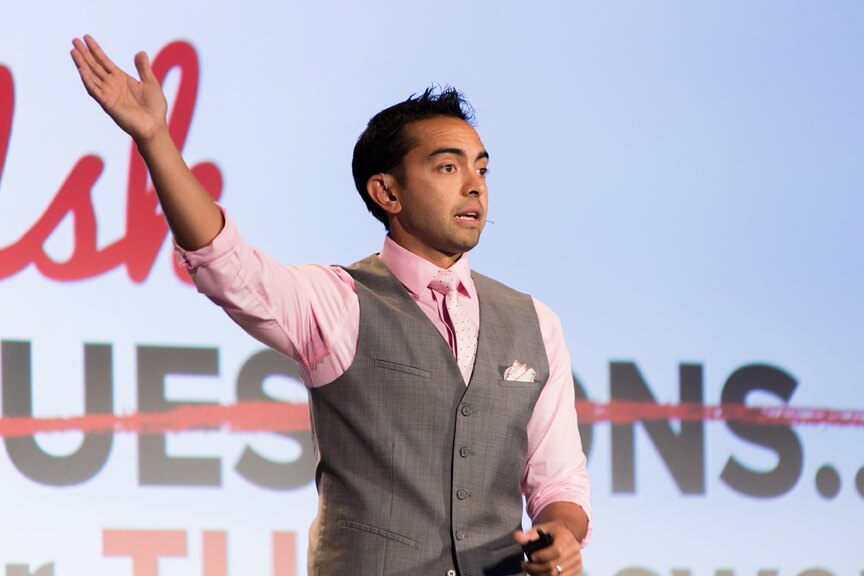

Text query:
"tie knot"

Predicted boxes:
[[429, 269, 459, 295]]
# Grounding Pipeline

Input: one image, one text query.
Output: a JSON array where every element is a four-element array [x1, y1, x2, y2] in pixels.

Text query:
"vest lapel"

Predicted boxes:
[[355, 256, 469, 391]]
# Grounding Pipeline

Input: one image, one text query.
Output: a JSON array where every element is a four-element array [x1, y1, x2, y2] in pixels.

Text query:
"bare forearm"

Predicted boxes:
[[71, 36, 223, 251], [136, 127, 223, 250], [516, 501, 588, 574], [535, 501, 588, 544]]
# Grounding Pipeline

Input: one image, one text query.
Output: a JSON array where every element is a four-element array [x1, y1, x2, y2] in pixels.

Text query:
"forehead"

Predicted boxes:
[[403, 116, 485, 155]]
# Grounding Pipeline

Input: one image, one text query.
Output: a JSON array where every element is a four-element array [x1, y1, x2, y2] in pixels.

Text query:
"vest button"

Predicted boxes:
[[455, 530, 466, 541], [456, 489, 469, 500], [447, 571, 457, 576], [459, 447, 472, 458], [460, 405, 473, 416]]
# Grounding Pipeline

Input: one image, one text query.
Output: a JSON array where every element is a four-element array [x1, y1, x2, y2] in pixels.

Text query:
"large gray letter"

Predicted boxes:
[[611, 362, 705, 494], [6, 564, 54, 576], [234, 349, 315, 490], [137, 345, 220, 486], [720, 364, 802, 498], [2, 340, 113, 486]]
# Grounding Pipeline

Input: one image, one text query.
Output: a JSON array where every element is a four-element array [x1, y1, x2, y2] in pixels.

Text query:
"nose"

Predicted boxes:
[[464, 170, 487, 197]]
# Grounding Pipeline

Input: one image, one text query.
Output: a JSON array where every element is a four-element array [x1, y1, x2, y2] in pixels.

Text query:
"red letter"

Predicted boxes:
[[123, 40, 223, 285], [273, 531, 296, 576], [204, 530, 296, 576], [103, 529, 187, 576], [0, 42, 222, 284], [0, 63, 12, 188], [202, 531, 227, 576]]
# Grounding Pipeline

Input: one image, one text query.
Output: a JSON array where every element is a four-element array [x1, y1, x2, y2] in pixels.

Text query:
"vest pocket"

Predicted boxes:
[[344, 520, 418, 547], [374, 358, 431, 379], [497, 378, 544, 388], [485, 531, 522, 552]]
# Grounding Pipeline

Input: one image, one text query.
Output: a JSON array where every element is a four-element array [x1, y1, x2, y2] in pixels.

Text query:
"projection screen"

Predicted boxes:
[[1, 1, 862, 575]]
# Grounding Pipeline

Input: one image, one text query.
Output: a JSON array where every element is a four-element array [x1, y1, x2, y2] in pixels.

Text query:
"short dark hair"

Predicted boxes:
[[352, 86, 476, 230]]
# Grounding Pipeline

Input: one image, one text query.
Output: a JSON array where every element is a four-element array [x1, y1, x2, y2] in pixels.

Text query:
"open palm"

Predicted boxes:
[[71, 35, 167, 143]]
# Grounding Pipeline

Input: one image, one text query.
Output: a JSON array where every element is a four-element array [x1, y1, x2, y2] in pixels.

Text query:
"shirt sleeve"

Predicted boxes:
[[174, 210, 359, 387], [522, 297, 592, 546]]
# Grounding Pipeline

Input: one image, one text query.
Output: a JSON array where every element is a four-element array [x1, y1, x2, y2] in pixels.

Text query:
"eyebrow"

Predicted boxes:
[[426, 147, 490, 162]]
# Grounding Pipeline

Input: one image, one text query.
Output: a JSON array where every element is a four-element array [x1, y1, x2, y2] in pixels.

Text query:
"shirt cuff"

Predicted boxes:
[[174, 205, 237, 271], [528, 480, 593, 547]]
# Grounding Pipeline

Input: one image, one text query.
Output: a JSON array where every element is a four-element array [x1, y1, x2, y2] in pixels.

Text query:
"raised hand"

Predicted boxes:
[[71, 35, 167, 143], [69, 34, 223, 250]]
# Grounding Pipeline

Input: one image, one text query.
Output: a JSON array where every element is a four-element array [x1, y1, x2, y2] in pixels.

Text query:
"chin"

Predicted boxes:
[[454, 236, 481, 253]]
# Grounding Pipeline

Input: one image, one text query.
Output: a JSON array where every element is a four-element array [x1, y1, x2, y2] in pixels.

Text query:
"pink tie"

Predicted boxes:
[[429, 269, 477, 383]]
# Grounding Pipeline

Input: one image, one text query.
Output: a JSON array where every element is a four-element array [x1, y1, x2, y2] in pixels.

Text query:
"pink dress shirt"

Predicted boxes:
[[177, 213, 591, 544]]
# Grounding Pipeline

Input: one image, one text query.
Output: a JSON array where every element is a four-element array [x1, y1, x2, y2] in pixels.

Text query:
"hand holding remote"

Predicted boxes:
[[521, 528, 554, 561]]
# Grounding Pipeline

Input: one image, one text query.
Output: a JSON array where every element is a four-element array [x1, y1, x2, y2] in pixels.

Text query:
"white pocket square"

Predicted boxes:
[[503, 360, 536, 382]]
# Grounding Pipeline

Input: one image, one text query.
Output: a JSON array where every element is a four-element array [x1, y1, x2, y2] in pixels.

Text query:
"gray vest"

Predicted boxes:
[[307, 255, 549, 576]]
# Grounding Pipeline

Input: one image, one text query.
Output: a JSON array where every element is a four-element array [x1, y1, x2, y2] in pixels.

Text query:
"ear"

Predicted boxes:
[[366, 173, 402, 216]]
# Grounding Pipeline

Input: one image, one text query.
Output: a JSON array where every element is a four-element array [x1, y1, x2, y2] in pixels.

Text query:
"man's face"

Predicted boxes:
[[387, 116, 489, 268]]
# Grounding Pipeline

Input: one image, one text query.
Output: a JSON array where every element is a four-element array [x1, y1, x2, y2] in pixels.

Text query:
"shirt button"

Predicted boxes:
[[455, 530, 466, 541], [459, 447, 472, 458], [460, 405, 473, 416], [456, 489, 469, 500]]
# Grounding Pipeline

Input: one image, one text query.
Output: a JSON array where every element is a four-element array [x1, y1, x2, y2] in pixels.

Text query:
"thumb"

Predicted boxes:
[[134, 51, 155, 82], [513, 529, 536, 545]]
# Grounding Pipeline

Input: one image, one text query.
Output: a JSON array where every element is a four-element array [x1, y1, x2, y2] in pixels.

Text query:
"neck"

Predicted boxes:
[[386, 233, 464, 269]]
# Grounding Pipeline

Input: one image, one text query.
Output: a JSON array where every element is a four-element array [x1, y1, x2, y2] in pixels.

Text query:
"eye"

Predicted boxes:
[[477, 167, 489, 177], [440, 163, 457, 173]]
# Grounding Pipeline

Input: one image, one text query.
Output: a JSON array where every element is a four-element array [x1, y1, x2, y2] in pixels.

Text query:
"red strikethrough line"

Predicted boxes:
[[0, 401, 861, 438]]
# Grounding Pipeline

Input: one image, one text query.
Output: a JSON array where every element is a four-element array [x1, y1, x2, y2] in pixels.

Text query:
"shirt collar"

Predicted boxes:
[[379, 235, 476, 300]]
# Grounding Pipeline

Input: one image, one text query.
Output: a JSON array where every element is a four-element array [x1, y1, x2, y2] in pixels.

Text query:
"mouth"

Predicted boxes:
[[454, 208, 482, 223]]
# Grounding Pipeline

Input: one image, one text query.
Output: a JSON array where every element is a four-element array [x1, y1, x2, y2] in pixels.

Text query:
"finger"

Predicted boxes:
[[74, 39, 111, 82], [529, 541, 580, 565], [83, 34, 120, 76], [70, 48, 105, 98], [70, 41, 93, 72], [134, 51, 155, 83], [521, 559, 565, 576], [552, 556, 582, 575], [528, 547, 582, 575], [70, 38, 92, 72], [513, 529, 536, 545], [71, 37, 86, 54]]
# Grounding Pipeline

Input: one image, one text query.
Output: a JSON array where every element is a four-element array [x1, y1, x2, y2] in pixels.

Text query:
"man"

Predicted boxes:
[[71, 34, 591, 576]]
